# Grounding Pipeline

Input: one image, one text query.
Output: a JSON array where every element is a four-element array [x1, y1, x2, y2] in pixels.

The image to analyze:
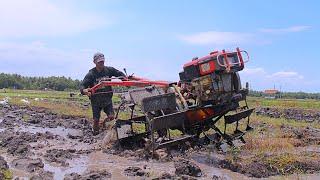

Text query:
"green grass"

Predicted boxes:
[[0, 89, 124, 119], [0, 89, 84, 100], [251, 114, 320, 129], [247, 96, 320, 110], [0, 169, 13, 180], [1, 89, 89, 118]]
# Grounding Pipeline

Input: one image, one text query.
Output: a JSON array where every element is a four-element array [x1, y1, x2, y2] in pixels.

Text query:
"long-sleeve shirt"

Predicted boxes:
[[80, 66, 125, 106]]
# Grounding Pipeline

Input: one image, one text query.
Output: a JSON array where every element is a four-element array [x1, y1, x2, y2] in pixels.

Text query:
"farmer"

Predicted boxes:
[[80, 52, 125, 135]]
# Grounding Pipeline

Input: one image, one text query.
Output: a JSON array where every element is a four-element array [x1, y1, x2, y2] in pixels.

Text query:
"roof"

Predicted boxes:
[[264, 89, 279, 94]]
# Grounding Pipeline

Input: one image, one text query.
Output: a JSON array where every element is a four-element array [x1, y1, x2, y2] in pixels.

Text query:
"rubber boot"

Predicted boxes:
[[92, 119, 100, 136]]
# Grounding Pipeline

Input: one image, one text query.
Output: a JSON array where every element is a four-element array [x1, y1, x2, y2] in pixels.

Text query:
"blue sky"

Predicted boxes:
[[0, 0, 319, 92]]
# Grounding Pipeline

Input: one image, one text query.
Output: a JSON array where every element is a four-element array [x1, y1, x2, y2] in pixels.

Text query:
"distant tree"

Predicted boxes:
[[0, 73, 82, 91], [249, 90, 320, 100]]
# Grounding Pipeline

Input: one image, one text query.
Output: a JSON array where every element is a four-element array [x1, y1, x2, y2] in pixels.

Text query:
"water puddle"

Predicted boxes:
[[14, 125, 80, 139], [85, 151, 175, 178], [191, 152, 250, 179], [0, 118, 4, 132], [44, 157, 88, 180]]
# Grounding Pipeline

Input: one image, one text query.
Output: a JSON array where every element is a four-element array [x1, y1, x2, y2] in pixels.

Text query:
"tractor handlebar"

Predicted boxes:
[[89, 75, 170, 94]]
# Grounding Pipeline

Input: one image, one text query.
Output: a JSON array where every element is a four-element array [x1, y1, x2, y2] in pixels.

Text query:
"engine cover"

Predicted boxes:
[[192, 73, 237, 104]]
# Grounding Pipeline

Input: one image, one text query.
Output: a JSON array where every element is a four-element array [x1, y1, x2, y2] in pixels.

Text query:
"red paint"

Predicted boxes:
[[90, 76, 170, 94], [199, 60, 215, 75], [236, 47, 244, 67], [222, 49, 231, 71], [183, 59, 200, 68]]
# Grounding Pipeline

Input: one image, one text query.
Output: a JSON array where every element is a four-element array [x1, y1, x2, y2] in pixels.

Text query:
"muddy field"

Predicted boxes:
[[0, 104, 235, 179], [256, 107, 320, 122], [1, 102, 320, 179]]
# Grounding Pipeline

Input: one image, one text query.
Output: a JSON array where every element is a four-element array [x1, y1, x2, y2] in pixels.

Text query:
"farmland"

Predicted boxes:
[[0, 89, 320, 179]]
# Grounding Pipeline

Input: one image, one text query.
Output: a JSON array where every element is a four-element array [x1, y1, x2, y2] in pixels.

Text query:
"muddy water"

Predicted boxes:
[[86, 151, 175, 179], [44, 157, 87, 179], [15, 125, 79, 139], [0, 118, 3, 132], [191, 151, 251, 179]]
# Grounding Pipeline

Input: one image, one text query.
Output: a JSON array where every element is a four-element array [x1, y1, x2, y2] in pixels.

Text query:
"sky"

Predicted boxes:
[[0, 0, 319, 92]]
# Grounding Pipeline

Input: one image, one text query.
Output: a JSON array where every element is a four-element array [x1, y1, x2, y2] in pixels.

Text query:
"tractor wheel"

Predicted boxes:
[[232, 72, 241, 92]]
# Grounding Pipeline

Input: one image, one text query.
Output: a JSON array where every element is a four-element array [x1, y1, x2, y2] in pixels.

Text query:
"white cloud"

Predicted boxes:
[[178, 31, 255, 45], [259, 26, 311, 33], [239, 67, 310, 91], [178, 25, 310, 46], [0, 41, 177, 81], [267, 71, 304, 80], [0, 0, 107, 38], [0, 41, 95, 79], [240, 67, 267, 76]]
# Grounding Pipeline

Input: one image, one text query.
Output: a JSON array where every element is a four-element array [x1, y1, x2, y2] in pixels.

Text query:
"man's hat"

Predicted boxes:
[[93, 52, 105, 63]]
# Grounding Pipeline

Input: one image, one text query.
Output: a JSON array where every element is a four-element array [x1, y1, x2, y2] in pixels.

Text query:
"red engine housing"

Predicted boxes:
[[179, 48, 246, 82]]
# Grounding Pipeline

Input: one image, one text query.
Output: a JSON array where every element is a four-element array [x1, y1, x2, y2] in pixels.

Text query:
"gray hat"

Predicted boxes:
[[93, 52, 105, 63]]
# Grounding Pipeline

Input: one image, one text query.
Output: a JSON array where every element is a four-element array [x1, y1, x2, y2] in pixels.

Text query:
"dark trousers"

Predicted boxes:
[[92, 103, 114, 120]]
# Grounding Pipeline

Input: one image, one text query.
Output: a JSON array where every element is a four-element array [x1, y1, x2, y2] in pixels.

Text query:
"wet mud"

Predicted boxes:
[[64, 169, 112, 180], [174, 159, 202, 177], [256, 106, 320, 122], [1, 104, 320, 179], [281, 126, 320, 146], [220, 152, 320, 178], [123, 166, 149, 177]]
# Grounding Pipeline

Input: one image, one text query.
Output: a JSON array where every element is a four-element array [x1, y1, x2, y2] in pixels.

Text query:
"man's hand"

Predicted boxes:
[[83, 88, 92, 97], [126, 75, 135, 80]]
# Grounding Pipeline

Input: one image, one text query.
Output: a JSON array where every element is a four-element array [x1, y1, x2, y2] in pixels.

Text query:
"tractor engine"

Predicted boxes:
[[179, 48, 249, 106]]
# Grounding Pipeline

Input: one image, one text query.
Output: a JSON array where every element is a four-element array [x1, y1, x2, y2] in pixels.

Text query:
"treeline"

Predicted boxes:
[[249, 90, 320, 100], [0, 73, 81, 91], [0, 73, 129, 92], [1, 73, 319, 98]]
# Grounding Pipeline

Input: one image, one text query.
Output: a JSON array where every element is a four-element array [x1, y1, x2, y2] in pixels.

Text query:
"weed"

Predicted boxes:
[[226, 146, 241, 163], [0, 169, 13, 180], [22, 114, 31, 122]]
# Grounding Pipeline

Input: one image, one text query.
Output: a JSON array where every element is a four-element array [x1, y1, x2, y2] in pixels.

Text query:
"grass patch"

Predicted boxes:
[[22, 114, 31, 122], [265, 153, 299, 172], [0, 89, 86, 101], [1, 90, 92, 118], [32, 100, 92, 118], [0, 169, 13, 180], [243, 136, 297, 153], [132, 123, 146, 134], [247, 97, 320, 110], [251, 114, 320, 129]]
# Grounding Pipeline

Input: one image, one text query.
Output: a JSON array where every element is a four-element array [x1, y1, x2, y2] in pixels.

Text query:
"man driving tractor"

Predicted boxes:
[[80, 52, 125, 135]]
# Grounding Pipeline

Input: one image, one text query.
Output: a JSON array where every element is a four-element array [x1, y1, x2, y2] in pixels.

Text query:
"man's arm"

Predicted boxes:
[[110, 67, 125, 77], [80, 72, 94, 95]]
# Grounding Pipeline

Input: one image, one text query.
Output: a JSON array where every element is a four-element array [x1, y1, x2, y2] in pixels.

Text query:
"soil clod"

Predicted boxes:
[[174, 159, 202, 177]]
